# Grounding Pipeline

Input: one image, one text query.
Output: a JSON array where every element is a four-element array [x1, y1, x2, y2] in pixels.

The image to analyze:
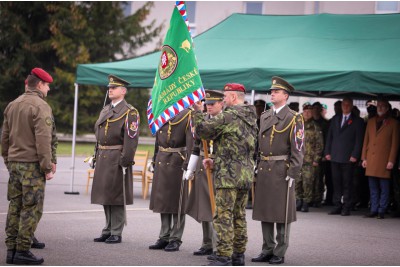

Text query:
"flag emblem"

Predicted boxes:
[[159, 45, 178, 80]]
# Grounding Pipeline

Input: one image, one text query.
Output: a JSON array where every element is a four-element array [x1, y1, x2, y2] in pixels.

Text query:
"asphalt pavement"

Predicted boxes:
[[1, 157, 400, 266]]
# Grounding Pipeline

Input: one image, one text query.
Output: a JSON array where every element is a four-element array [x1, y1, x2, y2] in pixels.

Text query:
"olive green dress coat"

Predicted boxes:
[[91, 100, 139, 205], [185, 114, 215, 222], [150, 108, 194, 214], [253, 105, 304, 224]]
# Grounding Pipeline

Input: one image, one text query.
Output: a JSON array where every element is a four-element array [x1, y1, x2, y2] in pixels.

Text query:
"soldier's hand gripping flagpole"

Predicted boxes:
[[122, 167, 127, 226], [202, 140, 216, 216]]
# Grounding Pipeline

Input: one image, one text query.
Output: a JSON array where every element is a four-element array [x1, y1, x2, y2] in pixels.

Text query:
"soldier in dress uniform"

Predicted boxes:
[[295, 102, 323, 212], [149, 107, 194, 252], [91, 75, 139, 244], [193, 83, 258, 266], [2, 68, 55, 265], [252, 76, 304, 264], [185, 90, 224, 256]]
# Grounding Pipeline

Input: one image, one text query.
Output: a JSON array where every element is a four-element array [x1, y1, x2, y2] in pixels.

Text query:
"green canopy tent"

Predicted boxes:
[[68, 13, 400, 193]]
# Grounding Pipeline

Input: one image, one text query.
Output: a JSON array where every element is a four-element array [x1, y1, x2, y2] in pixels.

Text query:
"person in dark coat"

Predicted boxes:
[[252, 77, 304, 264], [91, 75, 139, 244], [149, 108, 194, 252], [185, 90, 224, 256], [324, 97, 364, 216]]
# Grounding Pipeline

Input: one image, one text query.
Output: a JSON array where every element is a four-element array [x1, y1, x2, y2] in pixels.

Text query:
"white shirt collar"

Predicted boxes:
[[111, 99, 123, 108], [273, 105, 285, 115]]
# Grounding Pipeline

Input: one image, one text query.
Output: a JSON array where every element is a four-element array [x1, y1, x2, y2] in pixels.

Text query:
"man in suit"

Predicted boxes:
[[252, 77, 304, 264], [149, 107, 193, 252], [324, 97, 364, 216], [91, 75, 139, 244], [185, 90, 224, 256], [362, 99, 399, 219]]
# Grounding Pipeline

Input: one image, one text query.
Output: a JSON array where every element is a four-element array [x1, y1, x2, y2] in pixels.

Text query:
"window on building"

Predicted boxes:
[[186, 1, 197, 36], [246, 2, 263, 14], [376, 1, 399, 14], [123, 1, 132, 17]]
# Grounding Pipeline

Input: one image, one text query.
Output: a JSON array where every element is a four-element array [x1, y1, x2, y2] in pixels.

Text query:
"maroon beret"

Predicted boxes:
[[224, 83, 246, 93], [31, 68, 53, 83]]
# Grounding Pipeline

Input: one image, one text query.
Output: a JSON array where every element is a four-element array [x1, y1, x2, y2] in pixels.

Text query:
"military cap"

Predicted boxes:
[[269, 76, 294, 94], [254, 99, 266, 107], [31, 68, 53, 83], [321, 103, 328, 110], [205, 90, 224, 104], [302, 102, 312, 110], [224, 83, 246, 93], [108, 74, 130, 88]]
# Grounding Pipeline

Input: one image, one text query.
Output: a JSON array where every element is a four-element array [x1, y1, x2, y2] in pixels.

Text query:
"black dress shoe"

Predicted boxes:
[[194, 247, 213, 256], [251, 253, 273, 262], [341, 210, 350, 216], [149, 239, 169, 250], [364, 212, 378, 218], [207, 251, 218, 261], [31, 236, 45, 249], [301, 202, 309, 212], [208, 256, 232, 266], [269, 255, 284, 264], [231, 253, 245, 266], [6, 249, 16, 264], [13, 250, 44, 265], [105, 235, 121, 244], [377, 213, 385, 219], [328, 208, 342, 215], [94, 234, 111, 242], [164, 240, 180, 252]]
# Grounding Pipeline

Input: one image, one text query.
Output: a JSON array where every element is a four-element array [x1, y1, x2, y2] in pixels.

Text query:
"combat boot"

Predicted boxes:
[[6, 249, 16, 264], [296, 199, 302, 211], [31, 236, 45, 249], [231, 253, 245, 266], [13, 250, 44, 265], [208, 256, 232, 266], [301, 202, 309, 212]]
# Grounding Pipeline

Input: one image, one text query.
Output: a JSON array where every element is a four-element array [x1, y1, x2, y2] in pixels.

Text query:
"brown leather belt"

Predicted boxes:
[[98, 145, 123, 150], [200, 151, 215, 159], [159, 146, 186, 153], [260, 155, 288, 161]]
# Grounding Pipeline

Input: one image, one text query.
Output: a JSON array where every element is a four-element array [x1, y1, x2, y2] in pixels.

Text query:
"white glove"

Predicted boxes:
[[183, 170, 195, 180], [285, 176, 294, 188], [84, 156, 95, 169]]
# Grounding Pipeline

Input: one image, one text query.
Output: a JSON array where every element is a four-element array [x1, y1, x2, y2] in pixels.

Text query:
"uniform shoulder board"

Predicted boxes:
[[289, 109, 297, 115], [125, 104, 138, 116]]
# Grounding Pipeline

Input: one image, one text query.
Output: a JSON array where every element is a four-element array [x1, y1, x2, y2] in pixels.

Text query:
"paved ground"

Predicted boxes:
[[1, 157, 400, 265]]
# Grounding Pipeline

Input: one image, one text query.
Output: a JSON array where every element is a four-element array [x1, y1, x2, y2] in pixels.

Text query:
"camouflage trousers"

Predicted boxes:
[[5, 162, 46, 251], [296, 164, 315, 203], [213, 188, 248, 257]]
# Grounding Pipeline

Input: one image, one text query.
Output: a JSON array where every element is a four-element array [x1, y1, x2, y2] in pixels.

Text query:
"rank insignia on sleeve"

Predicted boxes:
[[130, 121, 138, 132]]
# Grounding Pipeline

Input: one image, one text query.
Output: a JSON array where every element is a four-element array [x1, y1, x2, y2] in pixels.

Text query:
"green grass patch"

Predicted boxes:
[[57, 141, 154, 158]]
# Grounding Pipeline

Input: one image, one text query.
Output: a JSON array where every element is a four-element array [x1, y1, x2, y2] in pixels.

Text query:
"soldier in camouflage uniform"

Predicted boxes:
[[252, 77, 304, 265], [295, 102, 323, 212], [185, 90, 224, 256], [193, 83, 258, 266], [1, 68, 55, 265]]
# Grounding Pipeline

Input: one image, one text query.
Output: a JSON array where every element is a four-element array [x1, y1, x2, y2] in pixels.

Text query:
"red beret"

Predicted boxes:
[[31, 68, 53, 83], [224, 83, 246, 93], [24, 79, 28, 85]]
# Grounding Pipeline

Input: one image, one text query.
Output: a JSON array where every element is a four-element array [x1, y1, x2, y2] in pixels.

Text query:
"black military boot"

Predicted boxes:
[[31, 236, 45, 249], [208, 255, 232, 266], [13, 250, 44, 265], [296, 199, 302, 211], [6, 249, 16, 264], [301, 202, 309, 212], [231, 253, 245, 266]]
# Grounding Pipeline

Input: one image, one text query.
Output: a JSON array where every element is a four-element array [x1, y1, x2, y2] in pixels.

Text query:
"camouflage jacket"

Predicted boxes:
[[193, 104, 258, 189], [303, 119, 324, 164]]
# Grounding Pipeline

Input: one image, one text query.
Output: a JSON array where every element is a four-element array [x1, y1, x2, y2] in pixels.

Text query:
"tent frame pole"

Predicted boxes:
[[65, 83, 80, 195]]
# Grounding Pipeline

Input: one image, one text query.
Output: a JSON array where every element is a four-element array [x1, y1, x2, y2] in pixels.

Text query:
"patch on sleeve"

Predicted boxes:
[[45, 117, 52, 126], [293, 122, 304, 151]]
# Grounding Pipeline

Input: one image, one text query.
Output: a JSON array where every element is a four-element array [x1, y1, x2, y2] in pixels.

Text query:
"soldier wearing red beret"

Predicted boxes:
[[2, 68, 55, 265]]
